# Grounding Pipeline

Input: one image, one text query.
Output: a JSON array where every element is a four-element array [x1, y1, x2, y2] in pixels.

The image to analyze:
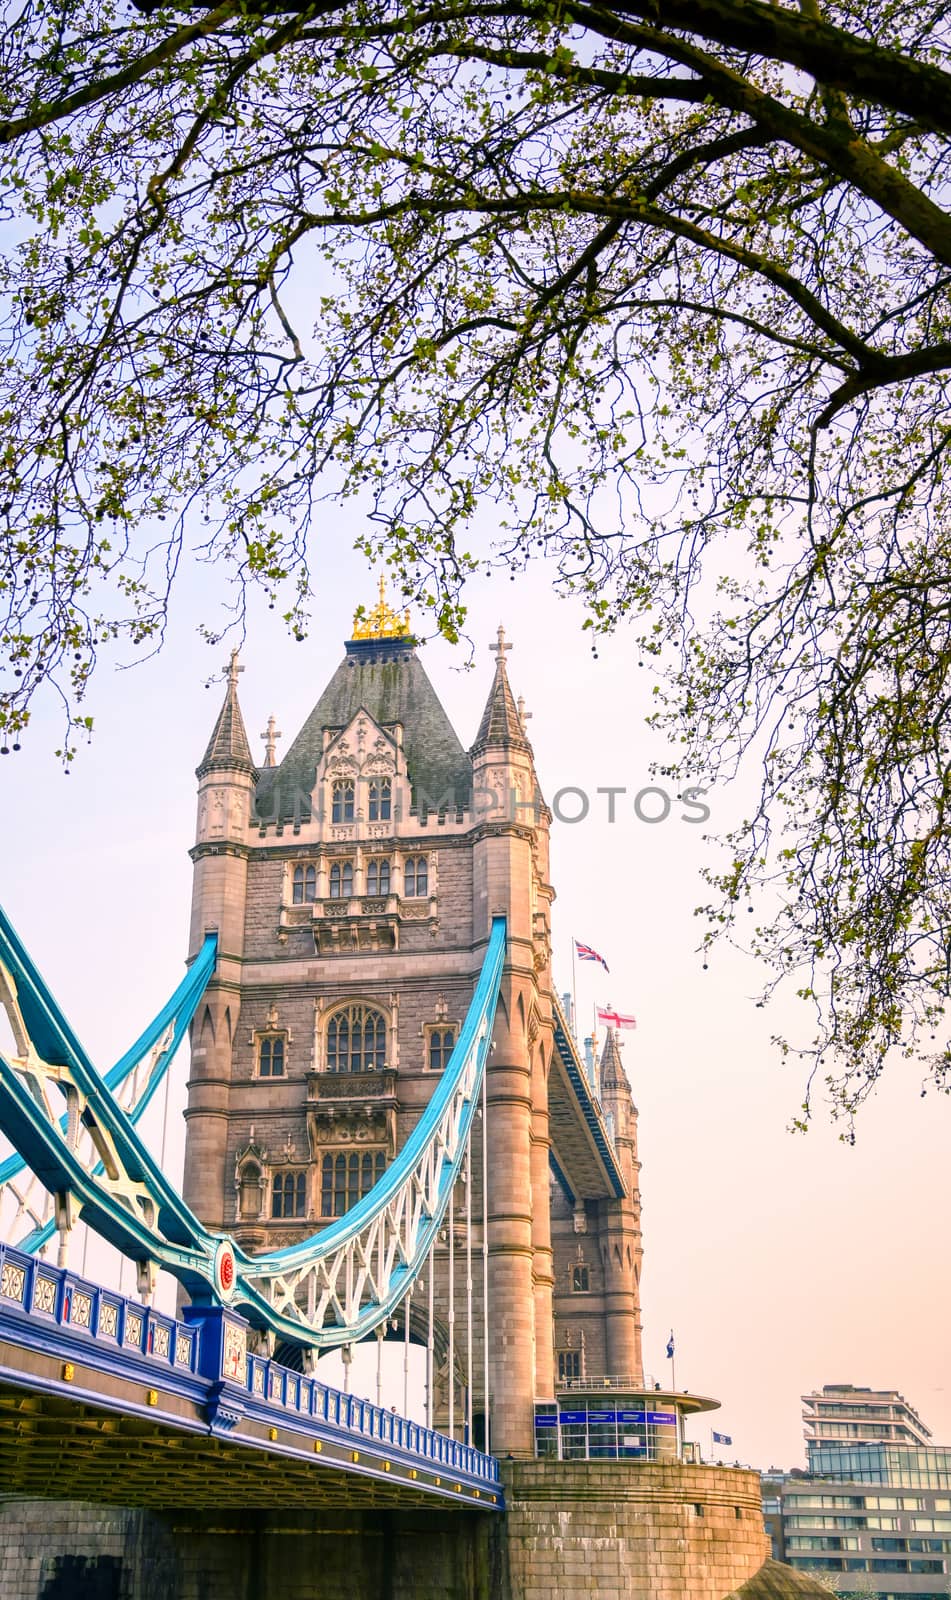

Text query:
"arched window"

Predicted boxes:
[[271, 1170, 307, 1219], [258, 1035, 285, 1077], [366, 858, 391, 896], [329, 860, 353, 899], [572, 1264, 590, 1293], [321, 1150, 386, 1217], [326, 1005, 387, 1072], [331, 781, 355, 823], [403, 857, 428, 898], [238, 1163, 263, 1219], [368, 779, 391, 822], [292, 864, 316, 904], [428, 1028, 456, 1072]]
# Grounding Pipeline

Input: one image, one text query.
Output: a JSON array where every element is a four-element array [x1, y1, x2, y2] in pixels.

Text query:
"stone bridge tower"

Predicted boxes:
[[184, 590, 643, 1455]]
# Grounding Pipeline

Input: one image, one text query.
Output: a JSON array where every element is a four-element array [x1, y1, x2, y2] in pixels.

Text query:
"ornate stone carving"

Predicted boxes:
[[363, 749, 395, 777], [527, 1000, 541, 1045], [326, 753, 358, 778]]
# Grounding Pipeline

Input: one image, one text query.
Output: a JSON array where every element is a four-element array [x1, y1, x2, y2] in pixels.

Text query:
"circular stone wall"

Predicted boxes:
[[501, 1459, 771, 1600]]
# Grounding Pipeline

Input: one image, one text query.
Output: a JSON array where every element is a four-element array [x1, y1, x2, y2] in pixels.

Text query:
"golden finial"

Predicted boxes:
[[351, 575, 412, 640]]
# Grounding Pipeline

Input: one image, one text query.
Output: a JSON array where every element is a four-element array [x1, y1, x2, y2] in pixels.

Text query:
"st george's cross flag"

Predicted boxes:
[[575, 940, 609, 972], [597, 1007, 637, 1030]]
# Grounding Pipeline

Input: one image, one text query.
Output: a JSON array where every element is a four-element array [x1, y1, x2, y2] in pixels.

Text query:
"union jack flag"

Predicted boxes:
[[575, 940, 609, 973]]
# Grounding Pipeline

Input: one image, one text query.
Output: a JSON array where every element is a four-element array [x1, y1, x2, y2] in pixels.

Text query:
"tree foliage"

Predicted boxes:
[[1, 0, 950, 1115]]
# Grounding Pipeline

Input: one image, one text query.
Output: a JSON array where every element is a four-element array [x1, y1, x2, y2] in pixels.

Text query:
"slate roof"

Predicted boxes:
[[254, 636, 472, 822], [471, 652, 532, 756], [197, 677, 255, 777]]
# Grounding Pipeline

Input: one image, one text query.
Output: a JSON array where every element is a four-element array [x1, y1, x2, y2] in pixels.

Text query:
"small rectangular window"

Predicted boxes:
[[332, 782, 355, 823], [428, 1028, 456, 1071], [329, 860, 354, 898], [367, 858, 391, 896], [571, 1264, 589, 1293], [271, 1170, 306, 1219], [258, 1036, 285, 1077], [368, 779, 391, 822], [292, 864, 316, 903], [404, 857, 428, 897]]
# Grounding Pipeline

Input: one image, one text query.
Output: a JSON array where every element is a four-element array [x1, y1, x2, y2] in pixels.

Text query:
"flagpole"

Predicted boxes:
[[571, 936, 578, 1040]]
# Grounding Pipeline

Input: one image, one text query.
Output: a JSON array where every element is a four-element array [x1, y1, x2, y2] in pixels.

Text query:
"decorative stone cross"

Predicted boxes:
[[261, 715, 282, 768], [225, 648, 244, 689], [490, 623, 512, 662]]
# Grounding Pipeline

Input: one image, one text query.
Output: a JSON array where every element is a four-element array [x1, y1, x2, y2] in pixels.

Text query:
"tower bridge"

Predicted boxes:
[[0, 596, 828, 1599]]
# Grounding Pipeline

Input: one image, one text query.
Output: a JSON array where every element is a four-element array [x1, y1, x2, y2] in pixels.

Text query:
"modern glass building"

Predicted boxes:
[[804, 1386, 933, 1454], [805, 1444, 951, 1490], [777, 1387, 951, 1598]]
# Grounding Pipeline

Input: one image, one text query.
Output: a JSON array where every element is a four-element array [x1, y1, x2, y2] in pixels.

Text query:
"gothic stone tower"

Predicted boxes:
[[184, 595, 642, 1455]]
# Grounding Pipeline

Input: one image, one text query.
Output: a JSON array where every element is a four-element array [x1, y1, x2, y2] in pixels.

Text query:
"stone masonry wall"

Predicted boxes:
[[0, 1467, 784, 1600], [0, 1503, 502, 1600], [502, 1459, 771, 1600]]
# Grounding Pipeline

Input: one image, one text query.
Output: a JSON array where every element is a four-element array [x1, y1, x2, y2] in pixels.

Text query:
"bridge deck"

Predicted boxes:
[[0, 1246, 501, 1512]]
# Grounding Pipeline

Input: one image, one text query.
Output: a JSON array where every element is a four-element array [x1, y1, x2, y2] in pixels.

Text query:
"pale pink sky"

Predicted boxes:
[[1, 529, 948, 1470]]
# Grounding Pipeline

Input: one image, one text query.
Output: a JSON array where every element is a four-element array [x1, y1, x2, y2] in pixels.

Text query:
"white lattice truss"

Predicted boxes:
[[0, 995, 176, 1254], [241, 1007, 491, 1346]]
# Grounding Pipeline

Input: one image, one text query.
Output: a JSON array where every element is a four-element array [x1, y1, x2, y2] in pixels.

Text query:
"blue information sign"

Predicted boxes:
[[647, 1411, 676, 1425], [534, 1414, 558, 1427], [618, 1410, 647, 1423], [588, 1410, 617, 1423], [558, 1411, 588, 1424]]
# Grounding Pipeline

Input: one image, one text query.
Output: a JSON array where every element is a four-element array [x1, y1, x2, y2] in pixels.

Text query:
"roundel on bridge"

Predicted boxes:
[[214, 1241, 236, 1303]]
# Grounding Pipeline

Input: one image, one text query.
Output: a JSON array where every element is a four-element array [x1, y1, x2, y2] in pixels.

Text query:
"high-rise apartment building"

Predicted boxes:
[[804, 1387, 933, 1456], [778, 1386, 951, 1598]]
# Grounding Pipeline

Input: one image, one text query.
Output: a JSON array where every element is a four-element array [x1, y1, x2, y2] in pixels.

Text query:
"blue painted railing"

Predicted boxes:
[[0, 1241, 501, 1503]]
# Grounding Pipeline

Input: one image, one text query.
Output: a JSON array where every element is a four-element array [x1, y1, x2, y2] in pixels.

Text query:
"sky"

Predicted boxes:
[[1, 518, 949, 1472]]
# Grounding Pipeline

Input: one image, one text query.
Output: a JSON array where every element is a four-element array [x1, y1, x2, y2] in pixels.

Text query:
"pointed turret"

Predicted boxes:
[[187, 648, 257, 1223], [471, 625, 532, 755], [596, 1026, 643, 1381], [197, 650, 255, 777], [469, 622, 556, 1428], [599, 1028, 630, 1096]]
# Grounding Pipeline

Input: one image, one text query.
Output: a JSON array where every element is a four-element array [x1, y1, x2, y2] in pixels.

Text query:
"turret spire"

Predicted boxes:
[[599, 1027, 629, 1094], [197, 651, 255, 776], [471, 623, 532, 754]]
